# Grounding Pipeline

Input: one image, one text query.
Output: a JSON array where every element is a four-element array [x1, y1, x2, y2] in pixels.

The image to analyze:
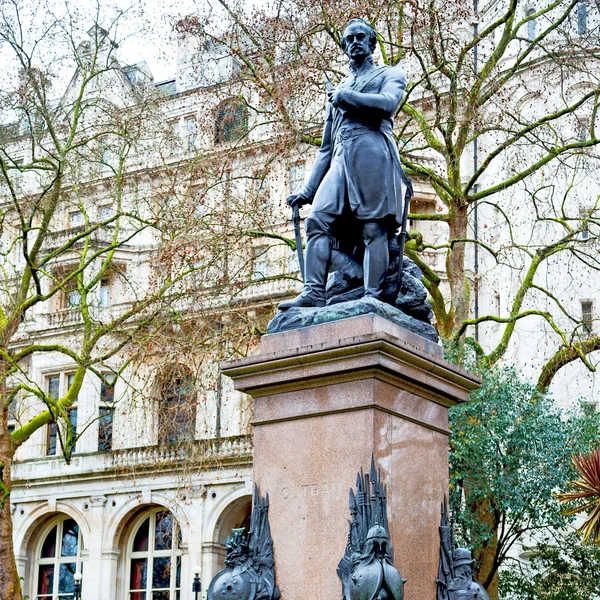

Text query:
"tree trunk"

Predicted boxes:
[[472, 499, 500, 600], [446, 207, 471, 337], [0, 477, 22, 600], [475, 536, 499, 600], [0, 451, 22, 599]]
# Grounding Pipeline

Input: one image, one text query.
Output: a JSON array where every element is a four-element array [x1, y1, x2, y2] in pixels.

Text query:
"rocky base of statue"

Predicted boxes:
[[269, 237, 438, 341], [267, 296, 438, 341], [327, 238, 434, 324]]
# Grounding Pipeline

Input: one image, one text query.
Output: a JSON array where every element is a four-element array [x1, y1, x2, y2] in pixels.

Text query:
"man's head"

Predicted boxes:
[[341, 19, 377, 63], [453, 548, 475, 579]]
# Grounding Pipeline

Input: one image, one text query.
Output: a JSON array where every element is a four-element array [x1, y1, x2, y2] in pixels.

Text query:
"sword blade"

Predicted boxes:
[[292, 204, 305, 281]]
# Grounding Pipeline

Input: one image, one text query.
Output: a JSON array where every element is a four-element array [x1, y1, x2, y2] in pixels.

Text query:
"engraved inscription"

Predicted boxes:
[[280, 482, 343, 499]]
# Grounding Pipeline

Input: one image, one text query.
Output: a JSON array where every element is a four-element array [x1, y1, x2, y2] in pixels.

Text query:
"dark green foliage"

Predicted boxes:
[[449, 365, 600, 586], [500, 531, 600, 600]]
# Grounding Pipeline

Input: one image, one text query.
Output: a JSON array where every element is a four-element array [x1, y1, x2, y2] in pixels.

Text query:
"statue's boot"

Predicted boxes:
[[362, 221, 389, 301], [278, 233, 332, 310]]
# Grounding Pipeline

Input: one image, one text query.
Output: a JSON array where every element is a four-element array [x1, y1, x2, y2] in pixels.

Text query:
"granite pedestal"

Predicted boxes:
[[221, 314, 480, 600]]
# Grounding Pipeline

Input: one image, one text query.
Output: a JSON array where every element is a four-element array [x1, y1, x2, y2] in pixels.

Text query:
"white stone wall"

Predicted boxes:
[[11, 448, 253, 600]]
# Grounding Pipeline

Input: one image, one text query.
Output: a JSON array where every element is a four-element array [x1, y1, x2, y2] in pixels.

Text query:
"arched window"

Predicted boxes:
[[213, 495, 252, 568], [128, 509, 182, 600], [158, 369, 196, 445], [35, 517, 83, 599], [215, 99, 248, 144]]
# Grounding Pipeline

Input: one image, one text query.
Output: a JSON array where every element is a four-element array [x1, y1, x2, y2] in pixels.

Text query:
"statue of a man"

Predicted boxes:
[[279, 19, 407, 310], [447, 549, 490, 600]]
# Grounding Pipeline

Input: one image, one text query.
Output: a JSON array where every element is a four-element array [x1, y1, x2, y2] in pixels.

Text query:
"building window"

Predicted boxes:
[[215, 99, 248, 144], [66, 374, 78, 450], [289, 163, 305, 195], [46, 374, 78, 456], [66, 289, 81, 308], [582, 301, 594, 335], [46, 375, 60, 455], [167, 119, 181, 154], [252, 246, 271, 280], [69, 211, 84, 229], [47, 421, 58, 455], [14, 236, 24, 265], [98, 407, 114, 452], [158, 370, 195, 445], [287, 250, 300, 275], [99, 278, 111, 307], [526, 8, 536, 41], [58, 270, 81, 310], [252, 172, 271, 209], [578, 0, 588, 35], [99, 205, 114, 222], [185, 116, 198, 151], [128, 509, 182, 600], [98, 374, 116, 452], [494, 293, 501, 317], [7, 396, 17, 436], [580, 208, 591, 240], [578, 119, 588, 142], [35, 516, 84, 599]]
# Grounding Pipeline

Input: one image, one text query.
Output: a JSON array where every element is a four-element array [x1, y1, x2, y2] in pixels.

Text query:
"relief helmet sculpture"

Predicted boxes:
[[337, 456, 406, 600], [208, 486, 280, 600]]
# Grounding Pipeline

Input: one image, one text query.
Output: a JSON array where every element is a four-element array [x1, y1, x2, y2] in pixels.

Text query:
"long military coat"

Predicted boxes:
[[300, 57, 407, 223]]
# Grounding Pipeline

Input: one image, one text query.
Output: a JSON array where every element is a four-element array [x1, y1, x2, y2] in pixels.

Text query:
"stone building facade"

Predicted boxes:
[[5, 5, 600, 599]]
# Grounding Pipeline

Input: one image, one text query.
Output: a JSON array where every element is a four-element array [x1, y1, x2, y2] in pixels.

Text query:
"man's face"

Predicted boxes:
[[455, 563, 472, 579], [342, 22, 372, 62]]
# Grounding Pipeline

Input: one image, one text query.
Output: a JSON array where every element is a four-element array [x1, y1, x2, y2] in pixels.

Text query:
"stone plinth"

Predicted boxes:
[[221, 314, 480, 600]]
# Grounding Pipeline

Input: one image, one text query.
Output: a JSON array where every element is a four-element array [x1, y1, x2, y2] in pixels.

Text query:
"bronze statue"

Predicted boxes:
[[279, 19, 409, 310], [337, 456, 406, 600], [207, 486, 280, 600], [437, 498, 490, 600]]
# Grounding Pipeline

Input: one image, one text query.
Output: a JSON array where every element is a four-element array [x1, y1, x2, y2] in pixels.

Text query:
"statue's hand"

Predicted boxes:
[[327, 87, 347, 107], [286, 193, 311, 208]]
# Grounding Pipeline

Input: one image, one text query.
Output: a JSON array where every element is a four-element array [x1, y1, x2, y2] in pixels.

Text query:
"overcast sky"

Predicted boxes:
[[0, 0, 214, 90], [116, 0, 198, 81]]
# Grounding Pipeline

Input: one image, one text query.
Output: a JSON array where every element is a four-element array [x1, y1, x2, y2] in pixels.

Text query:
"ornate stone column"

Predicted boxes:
[[221, 314, 480, 600]]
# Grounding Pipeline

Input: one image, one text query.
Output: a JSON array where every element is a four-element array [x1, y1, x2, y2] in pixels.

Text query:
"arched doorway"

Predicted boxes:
[[204, 493, 252, 581]]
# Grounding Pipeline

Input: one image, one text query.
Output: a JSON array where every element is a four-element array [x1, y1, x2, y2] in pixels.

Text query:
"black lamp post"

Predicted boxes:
[[192, 565, 201, 600], [73, 571, 82, 600]]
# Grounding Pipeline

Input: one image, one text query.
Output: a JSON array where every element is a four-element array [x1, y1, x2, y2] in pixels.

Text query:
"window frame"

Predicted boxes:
[[45, 372, 78, 457], [581, 300, 594, 336], [184, 115, 198, 151], [98, 373, 116, 452], [69, 211, 84, 229], [577, 0, 588, 36], [288, 162, 305, 196], [99, 277, 112, 307], [33, 515, 84, 600], [214, 99, 249, 145], [126, 508, 183, 600], [526, 8, 537, 41], [251, 245, 271, 280], [157, 371, 196, 446], [7, 392, 17, 436]]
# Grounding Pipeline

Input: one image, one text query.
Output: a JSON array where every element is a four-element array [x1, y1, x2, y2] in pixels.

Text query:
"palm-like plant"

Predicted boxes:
[[556, 448, 600, 545]]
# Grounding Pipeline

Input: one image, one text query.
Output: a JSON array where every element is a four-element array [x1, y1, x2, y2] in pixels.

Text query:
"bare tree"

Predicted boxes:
[[178, 0, 600, 387], [172, 0, 600, 596], [0, 1, 250, 594]]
